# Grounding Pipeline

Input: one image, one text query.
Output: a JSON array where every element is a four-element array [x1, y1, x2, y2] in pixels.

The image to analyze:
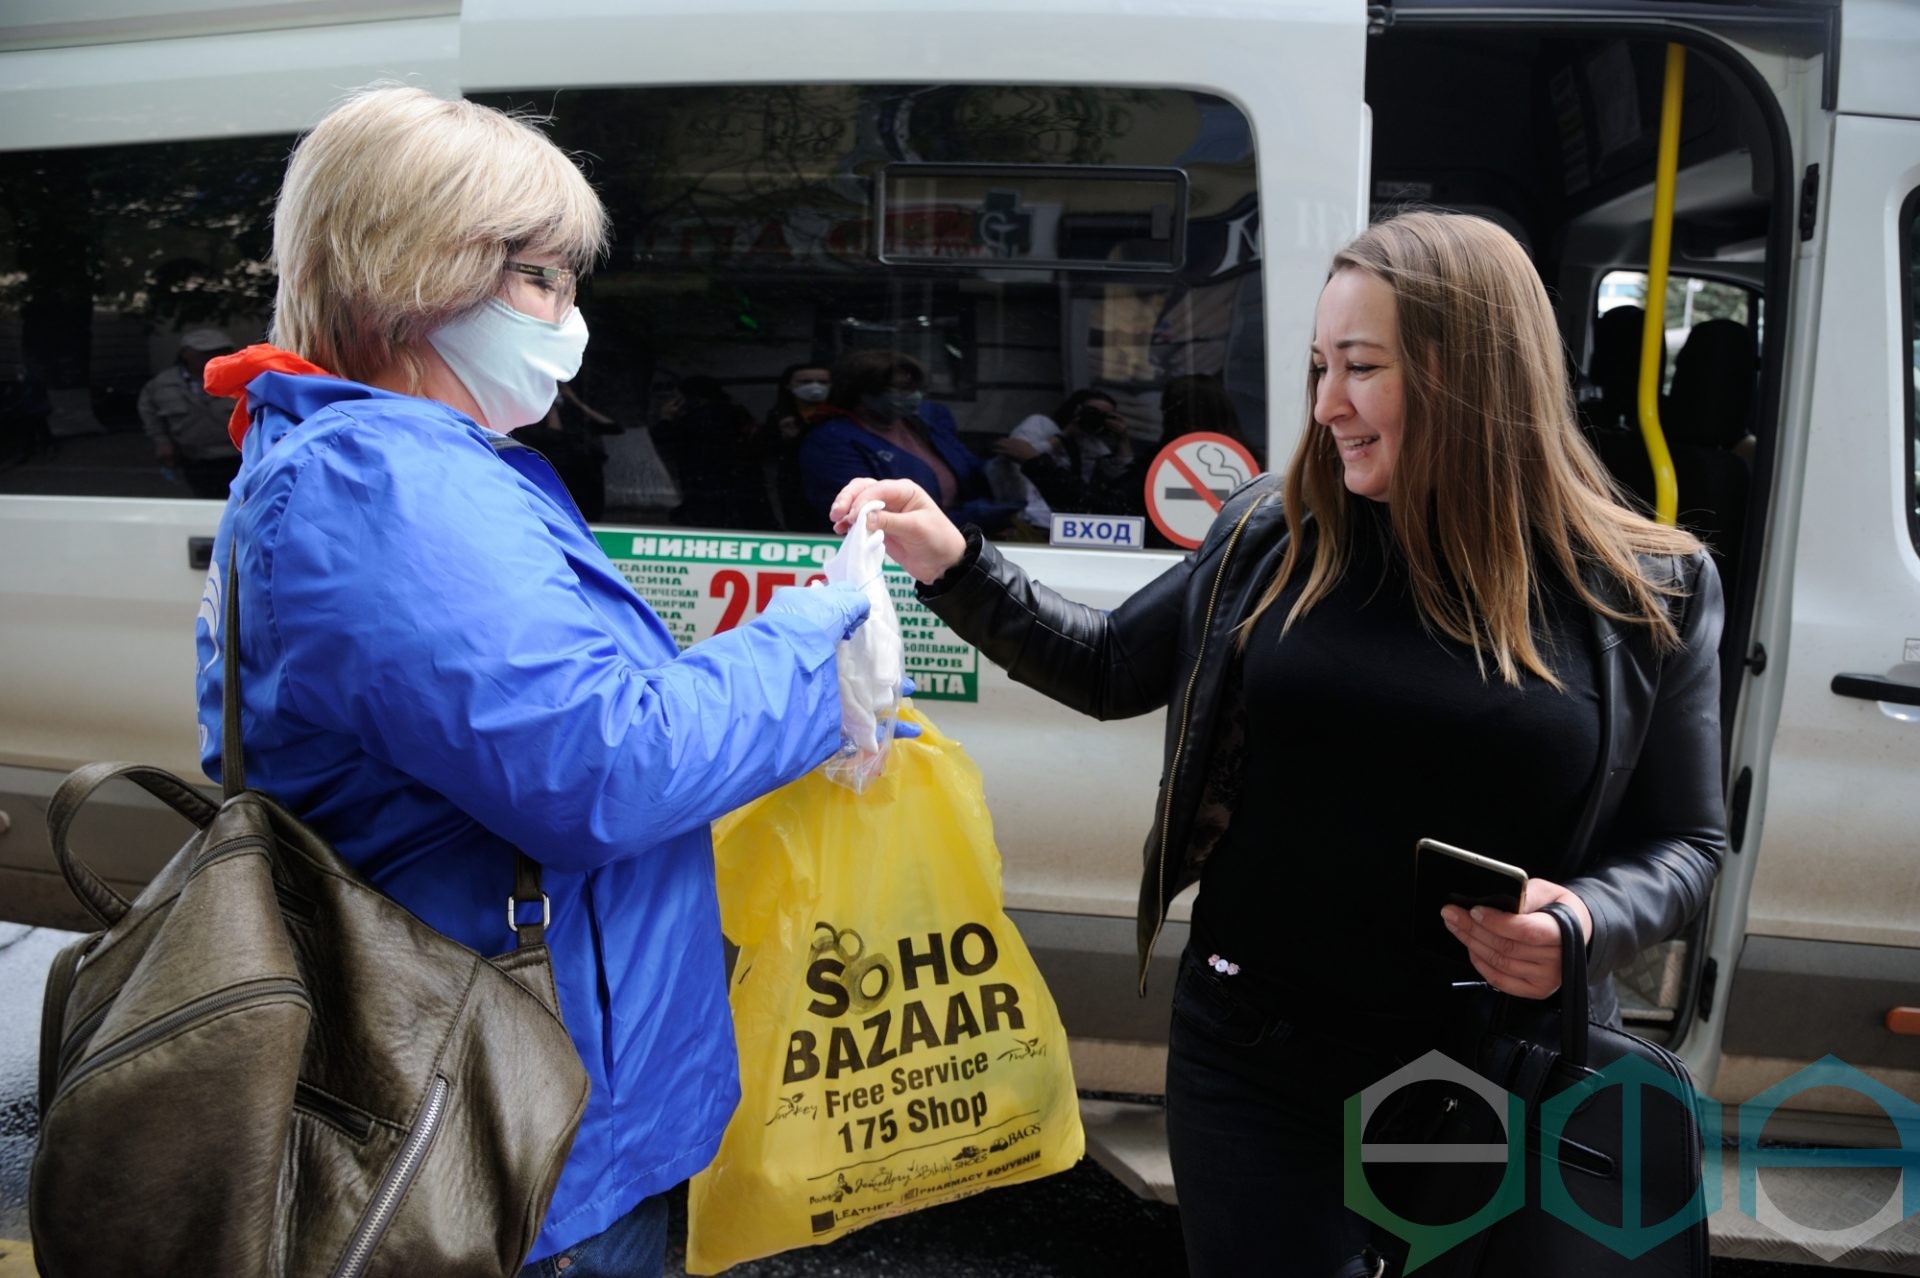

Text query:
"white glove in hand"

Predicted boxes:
[[823, 500, 904, 762]]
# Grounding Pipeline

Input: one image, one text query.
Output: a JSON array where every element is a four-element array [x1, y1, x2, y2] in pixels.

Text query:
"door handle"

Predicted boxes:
[[1831, 673, 1920, 708], [188, 536, 214, 571]]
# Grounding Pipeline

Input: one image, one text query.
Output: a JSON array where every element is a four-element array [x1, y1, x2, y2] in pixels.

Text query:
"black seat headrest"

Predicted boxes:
[[1588, 305, 1646, 427], [1666, 318, 1757, 449]]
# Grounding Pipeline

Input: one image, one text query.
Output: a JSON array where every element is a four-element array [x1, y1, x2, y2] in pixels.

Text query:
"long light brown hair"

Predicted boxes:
[[1243, 212, 1701, 686]]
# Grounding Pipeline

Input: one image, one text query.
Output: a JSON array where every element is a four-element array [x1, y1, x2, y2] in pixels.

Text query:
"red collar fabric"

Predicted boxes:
[[203, 345, 335, 448]]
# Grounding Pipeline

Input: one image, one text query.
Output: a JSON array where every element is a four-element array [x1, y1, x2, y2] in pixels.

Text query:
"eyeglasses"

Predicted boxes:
[[503, 261, 579, 320]]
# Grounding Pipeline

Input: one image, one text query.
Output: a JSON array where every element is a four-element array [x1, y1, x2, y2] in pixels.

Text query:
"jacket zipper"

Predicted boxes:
[[331, 1074, 450, 1278], [52, 978, 310, 1105], [1139, 500, 1263, 994]]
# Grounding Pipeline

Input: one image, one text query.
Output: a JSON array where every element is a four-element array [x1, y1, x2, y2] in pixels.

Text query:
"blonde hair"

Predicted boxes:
[[1244, 211, 1701, 685], [269, 84, 609, 387]]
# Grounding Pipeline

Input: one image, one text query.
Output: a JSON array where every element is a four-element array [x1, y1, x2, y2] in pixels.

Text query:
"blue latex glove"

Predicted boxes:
[[760, 582, 870, 640], [894, 677, 922, 740]]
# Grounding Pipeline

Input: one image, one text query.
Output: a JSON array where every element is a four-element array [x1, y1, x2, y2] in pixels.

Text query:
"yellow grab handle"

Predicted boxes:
[[1637, 43, 1685, 526]]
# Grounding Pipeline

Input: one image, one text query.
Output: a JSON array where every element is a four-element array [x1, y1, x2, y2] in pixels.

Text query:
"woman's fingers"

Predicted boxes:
[[829, 478, 927, 531], [1443, 904, 1562, 997], [1467, 951, 1558, 999]]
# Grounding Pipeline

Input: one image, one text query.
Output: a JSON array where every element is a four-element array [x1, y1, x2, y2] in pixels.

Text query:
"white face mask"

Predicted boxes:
[[791, 382, 830, 404], [427, 298, 589, 430]]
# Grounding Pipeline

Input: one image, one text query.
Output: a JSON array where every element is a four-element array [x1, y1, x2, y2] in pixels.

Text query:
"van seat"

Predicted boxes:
[[1590, 318, 1755, 603], [1580, 304, 1646, 437]]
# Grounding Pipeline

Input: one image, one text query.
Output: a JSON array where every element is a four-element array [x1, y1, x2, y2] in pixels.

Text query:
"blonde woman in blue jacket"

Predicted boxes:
[[195, 86, 875, 1277]]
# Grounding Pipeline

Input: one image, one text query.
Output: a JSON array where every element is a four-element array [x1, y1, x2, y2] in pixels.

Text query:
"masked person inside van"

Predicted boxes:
[[192, 86, 876, 1278], [797, 349, 1021, 534], [830, 212, 1726, 1278]]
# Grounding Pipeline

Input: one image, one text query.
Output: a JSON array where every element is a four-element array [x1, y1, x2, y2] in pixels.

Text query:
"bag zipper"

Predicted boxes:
[[294, 1081, 377, 1142], [1139, 498, 1263, 995], [52, 978, 310, 1106], [54, 998, 116, 1078], [331, 1074, 450, 1278]]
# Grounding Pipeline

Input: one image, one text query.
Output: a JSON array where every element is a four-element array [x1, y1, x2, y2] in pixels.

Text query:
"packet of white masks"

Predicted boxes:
[[821, 500, 903, 792]]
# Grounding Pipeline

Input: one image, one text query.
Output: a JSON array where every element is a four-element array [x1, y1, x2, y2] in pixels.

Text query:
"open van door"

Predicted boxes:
[[1697, 0, 1920, 1260]]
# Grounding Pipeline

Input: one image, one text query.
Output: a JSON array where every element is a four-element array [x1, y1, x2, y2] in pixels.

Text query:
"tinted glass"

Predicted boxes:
[[1906, 191, 1920, 554], [1, 88, 1265, 544], [1596, 269, 1755, 394], [0, 137, 288, 499], [475, 85, 1264, 543]]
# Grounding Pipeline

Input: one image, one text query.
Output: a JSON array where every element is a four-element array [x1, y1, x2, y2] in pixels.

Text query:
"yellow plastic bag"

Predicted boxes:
[[686, 707, 1084, 1273]]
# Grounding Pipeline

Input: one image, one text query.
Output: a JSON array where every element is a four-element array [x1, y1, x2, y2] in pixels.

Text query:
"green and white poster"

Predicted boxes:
[[597, 531, 980, 702]]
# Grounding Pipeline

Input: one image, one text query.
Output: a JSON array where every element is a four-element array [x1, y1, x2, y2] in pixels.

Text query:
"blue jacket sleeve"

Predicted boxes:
[[265, 416, 846, 872]]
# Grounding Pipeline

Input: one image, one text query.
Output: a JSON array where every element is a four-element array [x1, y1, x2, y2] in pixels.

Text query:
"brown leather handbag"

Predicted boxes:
[[30, 553, 588, 1277]]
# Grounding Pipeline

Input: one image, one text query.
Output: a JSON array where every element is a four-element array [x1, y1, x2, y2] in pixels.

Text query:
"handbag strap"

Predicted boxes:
[[222, 547, 246, 799], [1540, 900, 1591, 1067], [222, 542, 548, 950]]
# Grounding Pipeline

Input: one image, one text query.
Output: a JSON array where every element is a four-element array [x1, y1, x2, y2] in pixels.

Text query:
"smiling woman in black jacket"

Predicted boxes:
[[829, 211, 1725, 1278]]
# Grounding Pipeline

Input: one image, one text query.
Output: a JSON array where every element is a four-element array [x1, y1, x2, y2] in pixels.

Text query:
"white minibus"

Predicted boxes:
[[3, 0, 1917, 1263]]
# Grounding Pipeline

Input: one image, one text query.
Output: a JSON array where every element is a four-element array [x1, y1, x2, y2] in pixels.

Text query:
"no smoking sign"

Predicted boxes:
[[1144, 432, 1260, 549]]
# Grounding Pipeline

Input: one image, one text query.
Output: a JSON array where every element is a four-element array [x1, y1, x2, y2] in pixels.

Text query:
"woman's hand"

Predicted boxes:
[[1441, 878, 1594, 1000], [828, 478, 969, 585]]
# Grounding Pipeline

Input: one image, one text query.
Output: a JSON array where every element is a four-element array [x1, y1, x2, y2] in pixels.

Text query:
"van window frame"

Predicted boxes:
[[1592, 266, 1761, 394], [1902, 183, 1920, 559]]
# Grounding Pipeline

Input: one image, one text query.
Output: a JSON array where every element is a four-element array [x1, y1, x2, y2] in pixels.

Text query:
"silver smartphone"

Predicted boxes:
[[1414, 838, 1528, 957]]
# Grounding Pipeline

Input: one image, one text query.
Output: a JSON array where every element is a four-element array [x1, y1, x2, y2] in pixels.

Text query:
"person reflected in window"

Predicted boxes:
[[1161, 373, 1257, 461], [652, 375, 777, 530], [990, 389, 1138, 525], [796, 349, 1018, 533], [765, 362, 834, 529], [509, 381, 612, 522], [138, 327, 243, 498]]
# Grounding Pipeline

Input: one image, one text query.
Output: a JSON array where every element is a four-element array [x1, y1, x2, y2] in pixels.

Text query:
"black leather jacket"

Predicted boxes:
[[920, 476, 1727, 1025]]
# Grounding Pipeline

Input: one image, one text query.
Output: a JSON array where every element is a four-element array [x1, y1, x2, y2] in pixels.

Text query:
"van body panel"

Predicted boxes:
[[1721, 935, 1920, 1070], [1713, 110, 1920, 1116], [1746, 112, 1920, 949], [0, 17, 459, 150], [1838, 0, 1920, 120], [0, 1, 457, 54]]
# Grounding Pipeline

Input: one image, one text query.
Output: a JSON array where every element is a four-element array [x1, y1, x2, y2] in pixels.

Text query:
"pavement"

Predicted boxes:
[[0, 924, 57, 1278]]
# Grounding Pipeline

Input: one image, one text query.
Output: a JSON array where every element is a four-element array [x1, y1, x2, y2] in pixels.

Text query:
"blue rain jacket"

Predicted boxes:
[[193, 372, 846, 1260]]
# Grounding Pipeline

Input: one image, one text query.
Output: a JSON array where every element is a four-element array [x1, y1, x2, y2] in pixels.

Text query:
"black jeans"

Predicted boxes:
[[1166, 946, 1417, 1278]]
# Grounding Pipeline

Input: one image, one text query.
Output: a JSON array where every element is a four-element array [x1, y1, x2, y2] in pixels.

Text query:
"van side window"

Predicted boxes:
[[0, 136, 290, 500], [470, 86, 1265, 545], [1905, 189, 1920, 555], [1594, 269, 1758, 395]]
